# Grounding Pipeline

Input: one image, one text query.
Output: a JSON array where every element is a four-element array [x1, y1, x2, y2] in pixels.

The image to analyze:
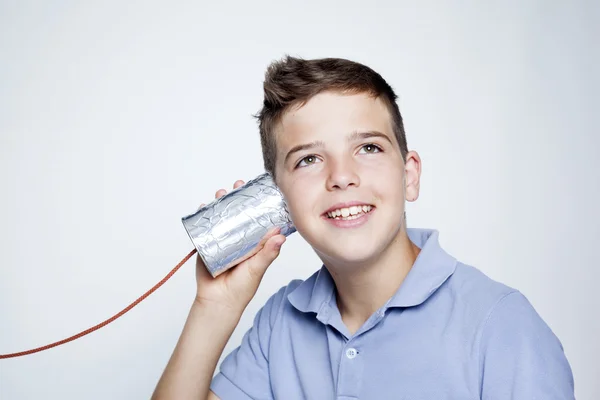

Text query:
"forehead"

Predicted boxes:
[[275, 91, 394, 150]]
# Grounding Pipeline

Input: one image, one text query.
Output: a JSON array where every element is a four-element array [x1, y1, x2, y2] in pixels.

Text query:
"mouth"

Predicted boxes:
[[323, 203, 375, 221]]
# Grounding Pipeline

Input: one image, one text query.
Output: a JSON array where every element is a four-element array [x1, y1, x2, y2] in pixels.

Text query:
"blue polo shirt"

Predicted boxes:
[[210, 228, 574, 399]]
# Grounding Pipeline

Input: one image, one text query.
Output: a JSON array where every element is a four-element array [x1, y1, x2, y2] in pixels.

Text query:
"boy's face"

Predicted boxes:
[[274, 91, 420, 267]]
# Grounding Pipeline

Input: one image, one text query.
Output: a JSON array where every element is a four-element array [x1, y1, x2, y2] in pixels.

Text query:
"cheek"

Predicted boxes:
[[382, 178, 405, 203], [362, 155, 403, 176], [361, 168, 406, 207], [363, 157, 404, 186], [288, 191, 316, 219], [281, 180, 321, 228]]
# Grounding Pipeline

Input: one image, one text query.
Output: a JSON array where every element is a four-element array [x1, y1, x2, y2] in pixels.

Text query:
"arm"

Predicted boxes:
[[151, 300, 241, 400], [152, 180, 286, 400], [479, 291, 575, 399]]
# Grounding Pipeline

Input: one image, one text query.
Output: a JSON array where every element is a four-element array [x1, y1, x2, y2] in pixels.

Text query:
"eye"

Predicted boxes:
[[359, 143, 382, 154], [296, 155, 321, 168]]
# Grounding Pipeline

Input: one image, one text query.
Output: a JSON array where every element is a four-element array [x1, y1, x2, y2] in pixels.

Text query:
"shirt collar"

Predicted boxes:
[[386, 228, 457, 308], [287, 228, 457, 313], [287, 262, 336, 314]]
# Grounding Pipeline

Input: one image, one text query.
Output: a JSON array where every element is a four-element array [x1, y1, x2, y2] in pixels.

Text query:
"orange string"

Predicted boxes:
[[0, 249, 197, 359]]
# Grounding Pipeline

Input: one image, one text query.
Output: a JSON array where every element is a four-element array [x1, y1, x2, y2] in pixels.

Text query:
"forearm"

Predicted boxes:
[[151, 300, 243, 400]]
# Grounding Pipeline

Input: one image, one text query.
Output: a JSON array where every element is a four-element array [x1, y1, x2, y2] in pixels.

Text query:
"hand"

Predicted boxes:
[[193, 180, 286, 313]]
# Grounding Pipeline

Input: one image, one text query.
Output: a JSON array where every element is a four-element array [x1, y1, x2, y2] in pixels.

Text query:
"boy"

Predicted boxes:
[[152, 56, 574, 399]]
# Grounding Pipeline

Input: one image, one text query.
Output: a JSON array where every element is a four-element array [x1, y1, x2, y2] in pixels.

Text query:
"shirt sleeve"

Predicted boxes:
[[210, 285, 287, 400], [479, 291, 575, 399]]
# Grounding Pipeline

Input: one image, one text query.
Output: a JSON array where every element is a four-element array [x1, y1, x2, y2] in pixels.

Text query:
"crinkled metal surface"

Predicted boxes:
[[182, 173, 296, 277]]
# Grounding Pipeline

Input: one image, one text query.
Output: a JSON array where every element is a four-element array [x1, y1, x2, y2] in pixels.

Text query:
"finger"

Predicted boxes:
[[215, 189, 227, 199], [195, 253, 212, 282], [257, 227, 281, 246], [197, 202, 206, 211], [243, 234, 286, 281], [233, 180, 245, 189], [240, 228, 280, 263]]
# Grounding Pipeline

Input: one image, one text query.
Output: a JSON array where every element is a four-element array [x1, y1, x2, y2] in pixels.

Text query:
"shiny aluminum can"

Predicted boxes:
[[181, 173, 296, 277]]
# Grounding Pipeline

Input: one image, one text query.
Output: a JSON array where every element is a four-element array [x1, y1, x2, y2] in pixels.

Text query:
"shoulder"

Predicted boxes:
[[467, 270, 575, 395], [446, 262, 518, 311], [447, 262, 561, 348], [438, 262, 543, 339]]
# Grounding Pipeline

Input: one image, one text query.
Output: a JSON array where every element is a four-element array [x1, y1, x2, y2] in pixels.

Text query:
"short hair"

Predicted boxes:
[[255, 55, 408, 177]]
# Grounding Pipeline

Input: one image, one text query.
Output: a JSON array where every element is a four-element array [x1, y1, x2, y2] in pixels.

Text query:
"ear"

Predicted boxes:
[[404, 151, 421, 202]]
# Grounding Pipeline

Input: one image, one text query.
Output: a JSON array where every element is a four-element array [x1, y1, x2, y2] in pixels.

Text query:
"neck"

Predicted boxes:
[[324, 229, 420, 334]]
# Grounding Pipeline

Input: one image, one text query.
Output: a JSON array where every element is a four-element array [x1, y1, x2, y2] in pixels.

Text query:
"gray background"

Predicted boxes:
[[1, 1, 598, 399]]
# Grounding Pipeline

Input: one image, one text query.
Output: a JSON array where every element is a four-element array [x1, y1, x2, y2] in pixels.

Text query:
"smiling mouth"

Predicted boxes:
[[325, 205, 374, 220]]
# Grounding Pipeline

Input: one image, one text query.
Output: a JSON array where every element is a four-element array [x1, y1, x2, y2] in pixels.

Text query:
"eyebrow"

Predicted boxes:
[[284, 140, 326, 165], [349, 130, 393, 145], [283, 130, 393, 165]]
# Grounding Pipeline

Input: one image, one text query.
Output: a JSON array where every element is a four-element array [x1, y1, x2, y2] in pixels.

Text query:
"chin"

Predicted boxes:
[[313, 237, 387, 267], [295, 213, 404, 266]]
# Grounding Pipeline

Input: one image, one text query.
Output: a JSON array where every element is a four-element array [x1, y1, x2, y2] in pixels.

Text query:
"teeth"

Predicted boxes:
[[327, 205, 372, 219]]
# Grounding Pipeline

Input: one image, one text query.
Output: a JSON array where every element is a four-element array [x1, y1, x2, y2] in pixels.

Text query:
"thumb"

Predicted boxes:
[[244, 235, 286, 281]]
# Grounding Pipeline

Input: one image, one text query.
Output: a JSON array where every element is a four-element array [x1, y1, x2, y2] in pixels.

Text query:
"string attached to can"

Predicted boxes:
[[1, 173, 295, 360], [0, 249, 197, 359]]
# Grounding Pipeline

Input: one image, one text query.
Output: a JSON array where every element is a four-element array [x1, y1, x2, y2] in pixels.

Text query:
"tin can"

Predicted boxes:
[[181, 173, 296, 277]]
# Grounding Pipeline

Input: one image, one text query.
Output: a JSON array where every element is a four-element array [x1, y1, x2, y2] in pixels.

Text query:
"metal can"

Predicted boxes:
[[181, 173, 296, 277]]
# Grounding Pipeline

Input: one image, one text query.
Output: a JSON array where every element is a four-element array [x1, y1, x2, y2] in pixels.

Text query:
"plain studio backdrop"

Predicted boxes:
[[1, 1, 598, 399]]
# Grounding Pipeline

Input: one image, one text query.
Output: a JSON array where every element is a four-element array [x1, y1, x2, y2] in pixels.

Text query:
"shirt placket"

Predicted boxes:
[[335, 339, 364, 400], [324, 303, 390, 399]]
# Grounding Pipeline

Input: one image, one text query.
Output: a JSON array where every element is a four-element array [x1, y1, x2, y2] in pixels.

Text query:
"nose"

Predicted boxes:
[[325, 158, 360, 191]]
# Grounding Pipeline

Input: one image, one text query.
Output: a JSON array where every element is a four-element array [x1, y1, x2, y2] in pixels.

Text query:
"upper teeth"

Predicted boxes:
[[327, 205, 372, 218]]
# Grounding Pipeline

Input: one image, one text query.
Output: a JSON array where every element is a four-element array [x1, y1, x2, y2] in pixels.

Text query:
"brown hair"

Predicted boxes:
[[255, 55, 408, 177]]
